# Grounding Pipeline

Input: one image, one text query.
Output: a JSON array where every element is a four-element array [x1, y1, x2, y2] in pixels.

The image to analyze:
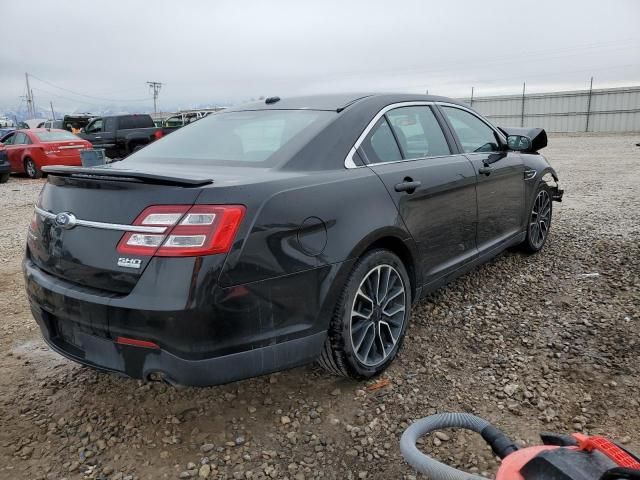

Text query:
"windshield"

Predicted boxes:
[[35, 131, 81, 142], [127, 110, 334, 167]]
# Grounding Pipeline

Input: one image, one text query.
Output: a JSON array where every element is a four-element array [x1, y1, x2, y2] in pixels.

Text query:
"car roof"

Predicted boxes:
[[225, 93, 468, 113]]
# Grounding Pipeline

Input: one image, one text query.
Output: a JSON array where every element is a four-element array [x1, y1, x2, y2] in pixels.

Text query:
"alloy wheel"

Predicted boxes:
[[529, 190, 551, 249], [25, 160, 36, 178], [350, 264, 407, 367]]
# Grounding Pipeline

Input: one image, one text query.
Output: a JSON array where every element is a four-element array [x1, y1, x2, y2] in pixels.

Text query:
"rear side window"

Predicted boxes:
[[361, 117, 402, 164], [14, 132, 30, 145], [120, 115, 153, 129], [386, 106, 450, 159], [128, 110, 334, 166], [441, 106, 501, 153]]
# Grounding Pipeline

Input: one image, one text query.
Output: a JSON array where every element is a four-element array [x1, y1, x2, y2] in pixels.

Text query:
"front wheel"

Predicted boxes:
[[0, 173, 9, 184], [521, 185, 553, 253], [318, 249, 412, 379], [24, 158, 42, 179]]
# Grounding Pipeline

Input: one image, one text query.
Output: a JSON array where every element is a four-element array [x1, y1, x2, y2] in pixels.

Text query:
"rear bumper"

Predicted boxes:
[[32, 305, 325, 386], [23, 257, 340, 386], [40, 152, 82, 167]]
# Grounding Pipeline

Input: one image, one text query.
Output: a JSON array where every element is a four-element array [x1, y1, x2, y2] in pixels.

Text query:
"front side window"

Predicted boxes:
[[1, 133, 15, 145], [128, 110, 334, 166], [361, 117, 402, 164], [86, 119, 103, 134], [386, 106, 450, 159], [441, 106, 501, 153]]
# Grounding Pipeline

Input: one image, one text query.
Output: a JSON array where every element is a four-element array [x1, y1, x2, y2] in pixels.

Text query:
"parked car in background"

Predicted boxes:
[[78, 114, 179, 159], [24, 94, 563, 386], [0, 116, 16, 128], [41, 119, 65, 129], [23, 118, 48, 129], [63, 114, 94, 133], [162, 109, 223, 127], [0, 129, 92, 178], [0, 127, 16, 138], [0, 147, 9, 183]]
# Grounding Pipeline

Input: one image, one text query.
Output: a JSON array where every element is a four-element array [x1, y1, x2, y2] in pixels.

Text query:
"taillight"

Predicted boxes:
[[154, 130, 164, 140], [116, 204, 245, 257], [42, 144, 58, 154]]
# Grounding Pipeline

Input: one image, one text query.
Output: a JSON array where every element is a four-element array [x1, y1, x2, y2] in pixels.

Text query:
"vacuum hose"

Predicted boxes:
[[400, 412, 519, 480]]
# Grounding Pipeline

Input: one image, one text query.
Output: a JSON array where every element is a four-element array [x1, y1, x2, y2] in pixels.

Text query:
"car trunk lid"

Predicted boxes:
[[29, 166, 210, 294]]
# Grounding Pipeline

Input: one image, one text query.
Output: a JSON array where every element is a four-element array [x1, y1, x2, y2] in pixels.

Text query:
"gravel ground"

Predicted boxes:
[[0, 133, 638, 480]]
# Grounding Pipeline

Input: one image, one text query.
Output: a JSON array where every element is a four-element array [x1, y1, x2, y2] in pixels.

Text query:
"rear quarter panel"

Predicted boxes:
[[203, 167, 414, 333]]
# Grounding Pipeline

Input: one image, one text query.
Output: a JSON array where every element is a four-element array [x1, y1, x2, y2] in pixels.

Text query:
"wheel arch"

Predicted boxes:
[[348, 229, 420, 303]]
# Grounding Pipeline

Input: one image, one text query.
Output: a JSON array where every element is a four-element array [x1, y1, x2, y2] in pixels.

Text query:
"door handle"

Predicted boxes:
[[394, 179, 421, 193], [94, 136, 102, 139], [478, 166, 492, 175]]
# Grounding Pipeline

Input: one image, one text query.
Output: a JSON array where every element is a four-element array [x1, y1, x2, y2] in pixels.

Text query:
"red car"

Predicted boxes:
[[0, 129, 92, 179]]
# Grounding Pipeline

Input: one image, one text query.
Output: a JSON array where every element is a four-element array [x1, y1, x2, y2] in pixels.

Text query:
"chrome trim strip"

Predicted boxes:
[[34, 206, 167, 233], [343, 100, 506, 169], [344, 101, 435, 169]]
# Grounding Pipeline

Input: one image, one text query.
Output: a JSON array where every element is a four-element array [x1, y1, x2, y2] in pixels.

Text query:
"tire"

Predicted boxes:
[[24, 158, 42, 179], [521, 184, 553, 254], [0, 173, 8, 184], [132, 144, 145, 153], [318, 249, 412, 379]]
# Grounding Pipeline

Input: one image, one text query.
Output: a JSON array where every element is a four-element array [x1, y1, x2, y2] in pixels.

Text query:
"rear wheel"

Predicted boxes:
[[318, 249, 411, 379], [0, 173, 8, 184], [521, 185, 553, 253], [24, 158, 42, 179]]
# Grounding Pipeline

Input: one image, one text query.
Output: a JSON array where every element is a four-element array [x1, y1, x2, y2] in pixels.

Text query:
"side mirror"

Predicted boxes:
[[507, 135, 532, 152]]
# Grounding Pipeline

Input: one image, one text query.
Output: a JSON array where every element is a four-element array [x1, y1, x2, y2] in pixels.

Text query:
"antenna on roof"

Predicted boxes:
[[265, 96, 280, 104]]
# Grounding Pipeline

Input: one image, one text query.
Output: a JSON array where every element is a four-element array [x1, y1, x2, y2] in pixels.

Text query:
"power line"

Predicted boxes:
[[28, 73, 150, 102], [147, 81, 163, 114]]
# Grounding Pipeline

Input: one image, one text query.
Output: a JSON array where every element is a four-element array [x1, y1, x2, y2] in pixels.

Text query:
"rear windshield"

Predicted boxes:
[[35, 131, 80, 142], [127, 110, 334, 167]]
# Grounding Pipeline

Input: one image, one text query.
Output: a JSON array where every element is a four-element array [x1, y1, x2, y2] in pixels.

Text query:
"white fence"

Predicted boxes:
[[459, 85, 640, 133]]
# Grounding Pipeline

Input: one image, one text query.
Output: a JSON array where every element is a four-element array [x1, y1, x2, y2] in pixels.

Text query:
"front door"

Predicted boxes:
[[439, 105, 525, 252], [3, 132, 29, 172], [82, 118, 106, 147], [360, 105, 478, 284]]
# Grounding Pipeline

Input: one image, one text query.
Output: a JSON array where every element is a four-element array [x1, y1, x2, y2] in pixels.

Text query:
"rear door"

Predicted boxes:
[[439, 105, 525, 252], [361, 105, 478, 284]]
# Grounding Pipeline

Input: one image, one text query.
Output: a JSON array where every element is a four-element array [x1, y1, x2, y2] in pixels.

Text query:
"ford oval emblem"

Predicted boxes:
[[55, 212, 77, 230]]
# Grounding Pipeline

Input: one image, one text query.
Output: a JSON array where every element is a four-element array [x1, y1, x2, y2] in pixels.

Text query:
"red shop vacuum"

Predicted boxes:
[[400, 413, 640, 479]]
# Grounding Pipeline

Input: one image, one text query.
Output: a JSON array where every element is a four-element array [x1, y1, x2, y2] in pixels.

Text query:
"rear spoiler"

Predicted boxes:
[[42, 165, 213, 187]]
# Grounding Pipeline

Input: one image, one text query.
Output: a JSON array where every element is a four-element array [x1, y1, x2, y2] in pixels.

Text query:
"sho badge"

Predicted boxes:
[[117, 257, 142, 269]]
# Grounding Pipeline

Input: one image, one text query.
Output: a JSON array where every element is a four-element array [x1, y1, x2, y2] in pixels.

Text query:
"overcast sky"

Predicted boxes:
[[2, 0, 639, 114]]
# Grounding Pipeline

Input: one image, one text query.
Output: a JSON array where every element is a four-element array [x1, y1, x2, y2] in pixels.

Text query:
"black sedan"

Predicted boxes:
[[23, 93, 563, 386]]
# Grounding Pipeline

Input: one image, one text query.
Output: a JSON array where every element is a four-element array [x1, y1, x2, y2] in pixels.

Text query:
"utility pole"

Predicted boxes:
[[25, 73, 35, 118], [470, 86, 475, 107], [520, 82, 526, 127], [585, 76, 594, 133], [50, 101, 56, 120], [147, 81, 163, 114]]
